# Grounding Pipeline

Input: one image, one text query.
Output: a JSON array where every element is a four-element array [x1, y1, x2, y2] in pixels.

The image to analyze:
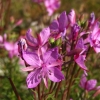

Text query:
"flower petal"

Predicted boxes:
[[74, 55, 88, 71], [43, 48, 59, 63], [39, 27, 51, 45], [4, 42, 14, 51], [26, 29, 38, 47], [48, 67, 64, 82], [43, 76, 48, 88], [86, 79, 97, 91], [21, 66, 34, 72], [26, 69, 42, 88], [58, 11, 68, 32], [49, 20, 59, 33], [68, 9, 76, 26], [0, 35, 3, 43], [79, 74, 87, 89], [23, 52, 40, 67], [47, 61, 62, 67], [75, 38, 84, 50]]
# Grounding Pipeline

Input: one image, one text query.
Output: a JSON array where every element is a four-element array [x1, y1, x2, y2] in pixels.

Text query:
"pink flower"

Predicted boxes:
[[80, 74, 97, 91], [68, 9, 76, 26], [67, 38, 88, 71], [88, 21, 100, 53], [44, 0, 61, 16], [49, 11, 68, 39], [74, 38, 88, 71], [4, 42, 18, 58], [26, 27, 50, 48], [22, 47, 64, 88]]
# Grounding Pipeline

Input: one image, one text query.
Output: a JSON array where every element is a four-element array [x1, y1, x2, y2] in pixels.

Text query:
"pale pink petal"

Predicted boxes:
[[21, 66, 34, 72], [4, 42, 14, 51], [0, 35, 3, 43]]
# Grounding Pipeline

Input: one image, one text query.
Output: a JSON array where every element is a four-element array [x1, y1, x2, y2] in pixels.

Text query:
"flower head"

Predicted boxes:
[[26, 27, 50, 48], [50, 11, 68, 39], [80, 74, 97, 91], [22, 47, 64, 88], [44, 0, 61, 16], [74, 38, 88, 71], [88, 21, 100, 53]]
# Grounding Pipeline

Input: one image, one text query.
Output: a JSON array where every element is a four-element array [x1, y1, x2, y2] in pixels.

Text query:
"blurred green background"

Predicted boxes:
[[0, 0, 100, 100]]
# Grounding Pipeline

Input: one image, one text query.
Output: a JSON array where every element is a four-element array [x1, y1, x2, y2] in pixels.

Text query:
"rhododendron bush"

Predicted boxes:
[[0, 0, 100, 100]]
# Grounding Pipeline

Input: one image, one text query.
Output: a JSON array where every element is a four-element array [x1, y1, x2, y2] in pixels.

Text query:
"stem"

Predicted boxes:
[[43, 83, 57, 100], [66, 63, 77, 100], [84, 90, 88, 100], [38, 84, 41, 100], [49, 81, 53, 93], [31, 89, 37, 100], [7, 77, 22, 100], [61, 88, 67, 100], [55, 82, 62, 98]]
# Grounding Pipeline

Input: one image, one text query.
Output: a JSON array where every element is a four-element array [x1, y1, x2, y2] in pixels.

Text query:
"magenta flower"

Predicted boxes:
[[50, 11, 68, 39], [44, 0, 61, 16], [66, 38, 88, 71], [4, 42, 18, 58], [26, 27, 50, 48], [74, 38, 88, 71], [80, 74, 97, 91], [22, 47, 64, 88], [0, 34, 18, 58], [88, 21, 100, 53]]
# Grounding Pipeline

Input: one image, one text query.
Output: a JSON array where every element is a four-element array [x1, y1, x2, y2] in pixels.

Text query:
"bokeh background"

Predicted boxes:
[[0, 0, 100, 100]]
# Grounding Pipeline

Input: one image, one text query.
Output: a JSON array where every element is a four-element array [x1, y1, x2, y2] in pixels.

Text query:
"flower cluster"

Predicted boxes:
[[18, 28, 64, 88], [80, 74, 100, 91], [18, 9, 100, 95]]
